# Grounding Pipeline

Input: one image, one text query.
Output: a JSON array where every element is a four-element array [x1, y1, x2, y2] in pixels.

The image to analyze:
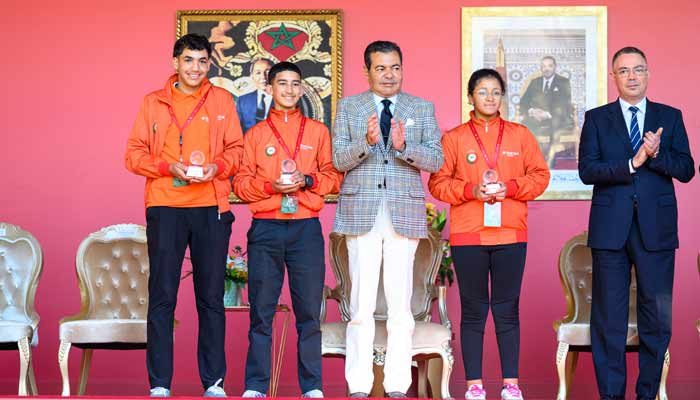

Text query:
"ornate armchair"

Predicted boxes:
[[320, 229, 453, 398], [0, 222, 42, 395], [58, 224, 149, 396], [553, 231, 669, 400]]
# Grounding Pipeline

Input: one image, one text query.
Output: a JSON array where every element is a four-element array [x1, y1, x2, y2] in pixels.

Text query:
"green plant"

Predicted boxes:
[[426, 203, 454, 286], [225, 245, 248, 291]]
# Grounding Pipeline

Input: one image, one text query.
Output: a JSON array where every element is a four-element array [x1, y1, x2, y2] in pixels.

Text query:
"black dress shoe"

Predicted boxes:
[[386, 392, 407, 398], [349, 392, 368, 398]]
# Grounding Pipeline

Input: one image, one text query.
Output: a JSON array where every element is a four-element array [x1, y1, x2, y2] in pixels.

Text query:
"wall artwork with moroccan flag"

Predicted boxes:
[[177, 10, 342, 135]]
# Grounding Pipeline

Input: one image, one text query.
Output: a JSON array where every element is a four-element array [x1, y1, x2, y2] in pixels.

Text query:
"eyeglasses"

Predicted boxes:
[[474, 89, 504, 99], [615, 66, 648, 78]]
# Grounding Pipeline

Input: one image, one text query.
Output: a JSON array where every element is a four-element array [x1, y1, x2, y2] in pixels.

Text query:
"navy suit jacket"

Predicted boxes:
[[236, 90, 266, 133], [578, 99, 694, 251]]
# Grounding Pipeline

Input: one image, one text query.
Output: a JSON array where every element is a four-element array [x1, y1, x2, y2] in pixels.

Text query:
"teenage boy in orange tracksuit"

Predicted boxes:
[[125, 34, 243, 397], [234, 62, 342, 398]]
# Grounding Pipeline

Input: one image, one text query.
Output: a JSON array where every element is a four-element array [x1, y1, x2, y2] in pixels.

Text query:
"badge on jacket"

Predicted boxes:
[[266, 146, 276, 156], [467, 151, 477, 164]]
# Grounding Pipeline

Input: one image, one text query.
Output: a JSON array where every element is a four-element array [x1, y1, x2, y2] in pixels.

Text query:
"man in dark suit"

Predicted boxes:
[[520, 56, 574, 164], [578, 46, 694, 400], [236, 58, 273, 133]]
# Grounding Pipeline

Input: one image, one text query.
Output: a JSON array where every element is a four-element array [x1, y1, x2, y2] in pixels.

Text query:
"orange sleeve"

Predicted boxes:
[[309, 125, 343, 196], [428, 132, 471, 205], [125, 97, 169, 178], [512, 126, 551, 200], [211, 92, 244, 177], [232, 127, 274, 202]]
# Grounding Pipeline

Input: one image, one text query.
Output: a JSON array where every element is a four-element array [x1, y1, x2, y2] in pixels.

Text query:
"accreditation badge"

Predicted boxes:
[[281, 194, 299, 214], [466, 151, 478, 164], [483, 202, 502, 227]]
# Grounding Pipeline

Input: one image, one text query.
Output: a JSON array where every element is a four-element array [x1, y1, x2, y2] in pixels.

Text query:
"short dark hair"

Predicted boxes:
[[267, 61, 302, 83], [541, 55, 557, 65], [364, 41, 403, 70], [249, 58, 274, 74], [612, 46, 647, 65], [173, 34, 212, 58], [467, 68, 506, 95]]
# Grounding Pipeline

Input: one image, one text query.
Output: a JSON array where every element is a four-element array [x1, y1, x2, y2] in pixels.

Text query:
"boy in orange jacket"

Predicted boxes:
[[234, 62, 342, 398], [125, 34, 243, 398]]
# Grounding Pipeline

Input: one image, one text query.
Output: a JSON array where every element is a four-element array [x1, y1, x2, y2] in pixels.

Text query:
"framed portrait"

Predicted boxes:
[[177, 9, 342, 204], [462, 6, 607, 200]]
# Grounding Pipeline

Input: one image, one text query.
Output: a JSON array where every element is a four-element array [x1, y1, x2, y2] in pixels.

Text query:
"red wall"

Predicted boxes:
[[2, 0, 699, 398]]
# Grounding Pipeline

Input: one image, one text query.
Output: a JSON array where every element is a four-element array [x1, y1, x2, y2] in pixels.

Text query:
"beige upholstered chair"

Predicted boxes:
[[58, 224, 148, 396], [0, 222, 42, 395], [553, 231, 669, 400], [321, 229, 453, 398]]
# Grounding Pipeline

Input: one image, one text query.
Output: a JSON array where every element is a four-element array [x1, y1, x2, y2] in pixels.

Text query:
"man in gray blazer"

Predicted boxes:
[[332, 40, 443, 398]]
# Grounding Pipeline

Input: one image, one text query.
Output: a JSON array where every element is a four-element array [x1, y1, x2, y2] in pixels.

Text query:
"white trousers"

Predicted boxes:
[[345, 199, 418, 394]]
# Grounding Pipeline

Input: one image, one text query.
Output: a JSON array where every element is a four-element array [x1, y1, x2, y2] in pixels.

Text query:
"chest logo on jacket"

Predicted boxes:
[[467, 151, 478, 164]]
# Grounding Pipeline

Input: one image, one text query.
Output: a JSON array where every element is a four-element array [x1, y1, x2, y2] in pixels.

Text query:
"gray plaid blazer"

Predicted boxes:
[[332, 91, 443, 238]]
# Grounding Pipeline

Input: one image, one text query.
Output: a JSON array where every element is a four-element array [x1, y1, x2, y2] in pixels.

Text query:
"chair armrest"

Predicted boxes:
[[437, 285, 452, 331], [320, 285, 342, 323]]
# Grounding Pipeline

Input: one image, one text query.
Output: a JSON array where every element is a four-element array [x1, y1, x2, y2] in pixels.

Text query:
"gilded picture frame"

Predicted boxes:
[[177, 10, 342, 204], [462, 6, 607, 200]]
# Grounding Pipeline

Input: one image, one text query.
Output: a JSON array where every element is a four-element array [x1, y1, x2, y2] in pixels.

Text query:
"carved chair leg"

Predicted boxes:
[[370, 363, 385, 398], [17, 337, 30, 396], [439, 350, 453, 399], [427, 357, 443, 399], [565, 350, 579, 391], [28, 361, 38, 395], [556, 341, 570, 400], [657, 350, 670, 400], [78, 349, 93, 395], [58, 340, 72, 396], [417, 360, 428, 398]]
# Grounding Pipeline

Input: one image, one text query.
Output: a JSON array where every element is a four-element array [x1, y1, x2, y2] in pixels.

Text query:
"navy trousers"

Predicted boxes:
[[591, 213, 674, 400], [244, 218, 325, 394], [145, 206, 233, 390], [452, 243, 527, 381]]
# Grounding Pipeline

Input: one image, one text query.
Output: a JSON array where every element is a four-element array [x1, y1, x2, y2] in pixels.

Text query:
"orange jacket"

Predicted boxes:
[[428, 112, 550, 245], [125, 75, 244, 214], [233, 108, 342, 219]]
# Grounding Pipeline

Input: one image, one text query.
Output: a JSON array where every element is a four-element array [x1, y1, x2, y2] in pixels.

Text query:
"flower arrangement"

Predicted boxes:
[[426, 203, 454, 286], [225, 245, 248, 291]]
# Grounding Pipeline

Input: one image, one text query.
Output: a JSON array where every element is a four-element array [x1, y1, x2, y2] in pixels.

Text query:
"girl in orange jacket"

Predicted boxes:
[[428, 69, 549, 400]]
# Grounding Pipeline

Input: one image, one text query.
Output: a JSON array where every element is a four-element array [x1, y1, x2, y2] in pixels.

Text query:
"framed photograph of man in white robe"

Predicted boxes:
[[462, 6, 607, 200]]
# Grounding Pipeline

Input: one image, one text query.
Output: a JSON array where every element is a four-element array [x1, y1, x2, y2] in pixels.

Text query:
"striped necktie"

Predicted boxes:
[[629, 106, 641, 152]]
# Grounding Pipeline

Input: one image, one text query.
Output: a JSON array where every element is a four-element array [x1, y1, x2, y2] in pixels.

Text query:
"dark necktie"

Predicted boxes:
[[255, 93, 266, 121], [544, 80, 551, 93], [380, 99, 392, 145], [629, 106, 641, 152]]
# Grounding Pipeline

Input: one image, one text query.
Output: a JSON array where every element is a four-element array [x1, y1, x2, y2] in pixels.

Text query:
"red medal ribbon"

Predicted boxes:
[[167, 87, 210, 162], [266, 115, 307, 161], [468, 119, 505, 170]]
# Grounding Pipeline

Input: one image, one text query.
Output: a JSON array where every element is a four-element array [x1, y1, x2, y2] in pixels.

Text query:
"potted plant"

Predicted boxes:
[[224, 245, 248, 307], [426, 203, 454, 286]]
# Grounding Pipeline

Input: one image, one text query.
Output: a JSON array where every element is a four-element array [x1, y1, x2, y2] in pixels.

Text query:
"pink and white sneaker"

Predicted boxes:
[[500, 383, 524, 400], [465, 384, 486, 400]]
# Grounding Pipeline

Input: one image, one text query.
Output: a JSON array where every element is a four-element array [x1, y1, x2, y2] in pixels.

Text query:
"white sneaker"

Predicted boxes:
[[465, 384, 486, 400], [302, 389, 324, 398], [204, 378, 227, 397], [242, 389, 267, 398], [150, 387, 171, 397], [500, 383, 524, 400]]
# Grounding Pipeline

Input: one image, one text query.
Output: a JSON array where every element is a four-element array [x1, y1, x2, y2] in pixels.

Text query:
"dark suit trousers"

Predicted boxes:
[[591, 212, 674, 400], [146, 206, 233, 389], [244, 218, 325, 394]]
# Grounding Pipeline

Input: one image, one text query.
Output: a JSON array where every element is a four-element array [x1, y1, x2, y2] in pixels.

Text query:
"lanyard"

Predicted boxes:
[[167, 88, 210, 162], [266, 115, 307, 161], [468, 119, 505, 170]]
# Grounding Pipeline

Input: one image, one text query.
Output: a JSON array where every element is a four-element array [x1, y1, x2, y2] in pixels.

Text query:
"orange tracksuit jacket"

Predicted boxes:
[[125, 75, 244, 214], [233, 108, 343, 219], [428, 113, 550, 246]]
